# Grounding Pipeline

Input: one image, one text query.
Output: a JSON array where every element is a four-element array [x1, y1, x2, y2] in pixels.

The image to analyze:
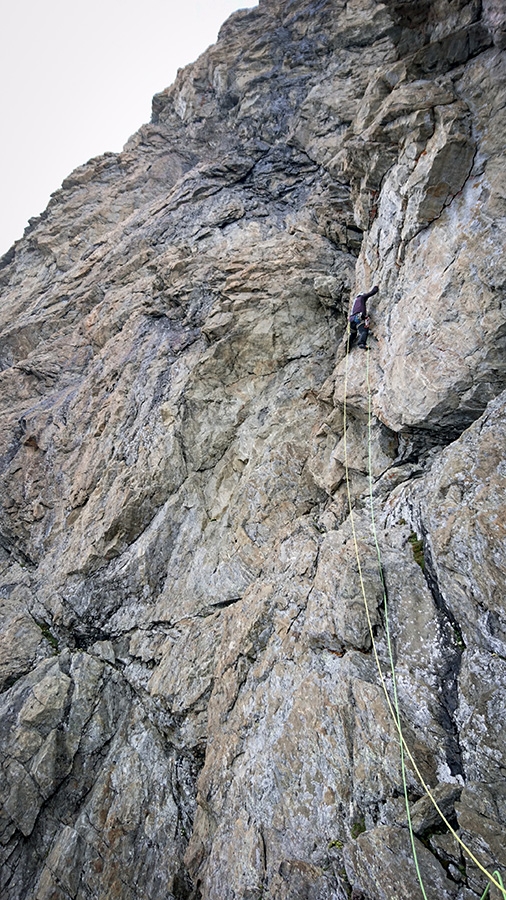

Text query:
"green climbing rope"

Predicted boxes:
[[341, 325, 506, 900], [365, 349, 429, 900], [481, 871, 505, 900]]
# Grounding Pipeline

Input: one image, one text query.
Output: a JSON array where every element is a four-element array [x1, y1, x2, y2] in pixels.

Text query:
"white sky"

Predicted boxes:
[[0, 0, 258, 257]]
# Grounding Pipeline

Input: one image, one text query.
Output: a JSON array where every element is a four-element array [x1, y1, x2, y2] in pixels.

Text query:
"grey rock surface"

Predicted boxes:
[[0, 1, 505, 898]]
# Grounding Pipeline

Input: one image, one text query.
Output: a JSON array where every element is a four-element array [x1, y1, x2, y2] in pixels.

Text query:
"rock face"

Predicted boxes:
[[1, 1, 506, 898]]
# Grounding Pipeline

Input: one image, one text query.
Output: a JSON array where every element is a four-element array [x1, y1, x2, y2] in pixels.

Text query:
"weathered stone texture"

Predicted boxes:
[[0, 0, 505, 898]]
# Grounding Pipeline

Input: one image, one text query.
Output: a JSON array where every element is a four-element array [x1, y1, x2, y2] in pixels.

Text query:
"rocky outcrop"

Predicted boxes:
[[1, 1, 505, 898]]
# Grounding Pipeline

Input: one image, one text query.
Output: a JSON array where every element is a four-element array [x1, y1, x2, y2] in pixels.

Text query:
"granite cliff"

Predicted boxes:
[[1, 1, 506, 898]]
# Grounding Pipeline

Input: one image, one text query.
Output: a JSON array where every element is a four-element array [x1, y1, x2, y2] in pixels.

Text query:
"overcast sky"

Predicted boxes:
[[0, 0, 258, 256]]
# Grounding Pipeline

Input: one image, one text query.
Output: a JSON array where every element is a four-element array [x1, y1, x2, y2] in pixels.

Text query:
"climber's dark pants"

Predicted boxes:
[[348, 320, 369, 349], [357, 322, 369, 347]]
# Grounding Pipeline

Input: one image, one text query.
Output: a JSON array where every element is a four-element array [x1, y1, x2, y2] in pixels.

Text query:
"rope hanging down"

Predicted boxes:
[[341, 324, 506, 900]]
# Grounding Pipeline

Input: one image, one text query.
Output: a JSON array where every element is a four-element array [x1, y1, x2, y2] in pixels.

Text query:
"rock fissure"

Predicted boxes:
[[1, 0, 506, 897]]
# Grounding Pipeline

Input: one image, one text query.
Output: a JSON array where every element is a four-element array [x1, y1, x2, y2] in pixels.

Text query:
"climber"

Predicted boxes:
[[348, 285, 379, 350]]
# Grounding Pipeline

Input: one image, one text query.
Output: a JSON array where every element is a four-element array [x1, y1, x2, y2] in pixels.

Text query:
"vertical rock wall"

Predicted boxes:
[[0, 1, 505, 898]]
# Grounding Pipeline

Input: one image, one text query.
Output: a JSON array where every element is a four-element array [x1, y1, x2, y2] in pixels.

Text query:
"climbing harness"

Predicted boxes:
[[341, 324, 506, 900]]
